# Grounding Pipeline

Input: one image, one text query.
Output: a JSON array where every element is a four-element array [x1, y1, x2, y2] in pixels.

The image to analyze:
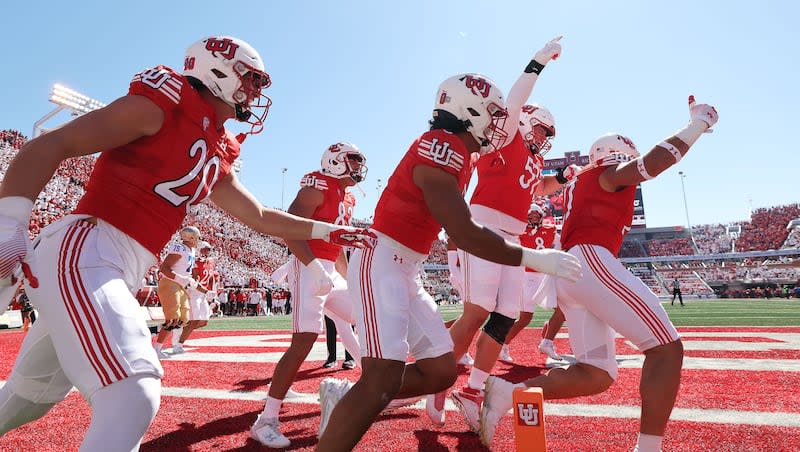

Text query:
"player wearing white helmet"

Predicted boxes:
[[251, 142, 367, 448], [0, 35, 374, 450], [314, 66, 581, 450], [446, 37, 581, 433], [481, 96, 719, 451]]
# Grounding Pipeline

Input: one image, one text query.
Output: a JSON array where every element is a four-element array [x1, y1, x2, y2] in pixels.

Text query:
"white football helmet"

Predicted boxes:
[[519, 104, 556, 155], [528, 203, 545, 227], [320, 142, 368, 182], [434, 74, 508, 152], [588, 133, 640, 165], [184, 36, 271, 135]]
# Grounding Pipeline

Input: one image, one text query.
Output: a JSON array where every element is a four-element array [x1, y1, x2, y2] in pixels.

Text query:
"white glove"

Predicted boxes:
[[0, 197, 38, 289], [521, 248, 582, 283], [311, 222, 377, 249], [688, 95, 719, 132], [534, 35, 563, 65], [307, 258, 334, 296]]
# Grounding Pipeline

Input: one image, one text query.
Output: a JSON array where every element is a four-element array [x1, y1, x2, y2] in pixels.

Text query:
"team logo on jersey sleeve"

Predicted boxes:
[[300, 174, 328, 191], [417, 138, 464, 172]]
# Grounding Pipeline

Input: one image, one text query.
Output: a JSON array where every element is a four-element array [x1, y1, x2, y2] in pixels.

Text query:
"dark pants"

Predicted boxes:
[[672, 288, 684, 305], [325, 315, 353, 363]]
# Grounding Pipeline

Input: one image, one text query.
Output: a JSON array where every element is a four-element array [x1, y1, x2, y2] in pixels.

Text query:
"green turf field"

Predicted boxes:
[[204, 298, 800, 330]]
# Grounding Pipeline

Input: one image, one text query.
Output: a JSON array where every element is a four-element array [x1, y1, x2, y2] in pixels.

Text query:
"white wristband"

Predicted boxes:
[[0, 196, 34, 225], [310, 221, 333, 240], [659, 141, 683, 163], [674, 120, 708, 148], [636, 157, 655, 180]]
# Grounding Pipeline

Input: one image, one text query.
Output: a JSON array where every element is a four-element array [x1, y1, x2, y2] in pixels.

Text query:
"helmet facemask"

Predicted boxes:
[[344, 153, 368, 183], [229, 61, 271, 134]]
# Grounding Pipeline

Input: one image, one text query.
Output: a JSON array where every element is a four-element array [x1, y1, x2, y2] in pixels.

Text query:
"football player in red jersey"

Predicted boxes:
[[314, 70, 581, 450], [250, 142, 366, 448], [499, 204, 562, 363], [480, 96, 719, 451], [0, 36, 373, 450], [447, 37, 581, 431]]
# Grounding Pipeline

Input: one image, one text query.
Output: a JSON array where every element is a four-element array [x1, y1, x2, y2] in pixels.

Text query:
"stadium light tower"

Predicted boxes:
[[32, 84, 106, 138], [678, 171, 693, 238]]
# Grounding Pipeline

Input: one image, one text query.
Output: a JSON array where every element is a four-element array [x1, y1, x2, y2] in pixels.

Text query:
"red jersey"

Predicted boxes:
[[520, 223, 557, 273], [74, 66, 240, 256], [372, 130, 473, 255], [470, 132, 543, 230], [560, 166, 636, 257], [301, 171, 355, 261], [193, 258, 217, 290]]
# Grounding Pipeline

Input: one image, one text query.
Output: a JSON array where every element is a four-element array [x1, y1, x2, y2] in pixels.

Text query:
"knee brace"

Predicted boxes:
[[482, 312, 516, 344]]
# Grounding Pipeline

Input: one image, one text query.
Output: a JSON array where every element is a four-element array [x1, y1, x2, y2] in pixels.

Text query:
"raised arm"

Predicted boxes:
[[501, 36, 563, 138], [599, 96, 719, 192]]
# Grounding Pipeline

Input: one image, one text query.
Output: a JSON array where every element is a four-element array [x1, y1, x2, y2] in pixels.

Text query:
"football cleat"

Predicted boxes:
[[450, 386, 484, 432], [458, 352, 474, 366], [154, 347, 170, 360], [250, 414, 291, 448], [318, 378, 353, 438], [538, 339, 562, 361], [171, 343, 186, 355], [499, 344, 513, 363], [480, 376, 517, 447], [426, 391, 447, 426]]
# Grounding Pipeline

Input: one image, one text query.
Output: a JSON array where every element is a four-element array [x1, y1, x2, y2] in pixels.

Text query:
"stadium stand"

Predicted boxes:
[[736, 204, 800, 251]]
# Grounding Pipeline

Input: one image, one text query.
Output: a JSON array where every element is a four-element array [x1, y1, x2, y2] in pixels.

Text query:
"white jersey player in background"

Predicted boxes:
[[153, 226, 201, 358]]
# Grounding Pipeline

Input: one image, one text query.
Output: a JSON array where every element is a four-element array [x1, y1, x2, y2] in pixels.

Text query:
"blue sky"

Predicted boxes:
[[1, 1, 797, 228]]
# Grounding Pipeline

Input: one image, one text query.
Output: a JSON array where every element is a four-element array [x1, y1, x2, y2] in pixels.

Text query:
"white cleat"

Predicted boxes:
[[383, 396, 424, 413], [154, 347, 170, 360], [318, 378, 353, 439], [538, 339, 562, 361], [426, 391, 447, 426], [480, 376, 516, 447], [449, 386, 483, 432], [250, 414, 291, 448], [499, 344, 513, 363], [171, 343, 186, 355], [458, 352, 474, 366]]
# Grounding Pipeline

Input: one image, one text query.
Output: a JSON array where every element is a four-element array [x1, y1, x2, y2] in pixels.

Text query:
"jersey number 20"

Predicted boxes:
[[154, 138, 221, 211]]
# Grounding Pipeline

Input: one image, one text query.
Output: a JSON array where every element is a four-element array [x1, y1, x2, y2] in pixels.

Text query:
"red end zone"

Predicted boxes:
[[1, 327, 798, 451]]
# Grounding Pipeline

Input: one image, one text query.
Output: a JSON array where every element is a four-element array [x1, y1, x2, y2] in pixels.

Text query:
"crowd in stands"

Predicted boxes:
[[645, 237, 695, 256], [736, 204, 800, 251], [425, 239, 448, 265], [692, 224, 735, 254]]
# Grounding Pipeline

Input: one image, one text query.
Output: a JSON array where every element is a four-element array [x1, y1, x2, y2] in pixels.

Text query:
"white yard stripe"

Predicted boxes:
[[7, 381, 786, 428]]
